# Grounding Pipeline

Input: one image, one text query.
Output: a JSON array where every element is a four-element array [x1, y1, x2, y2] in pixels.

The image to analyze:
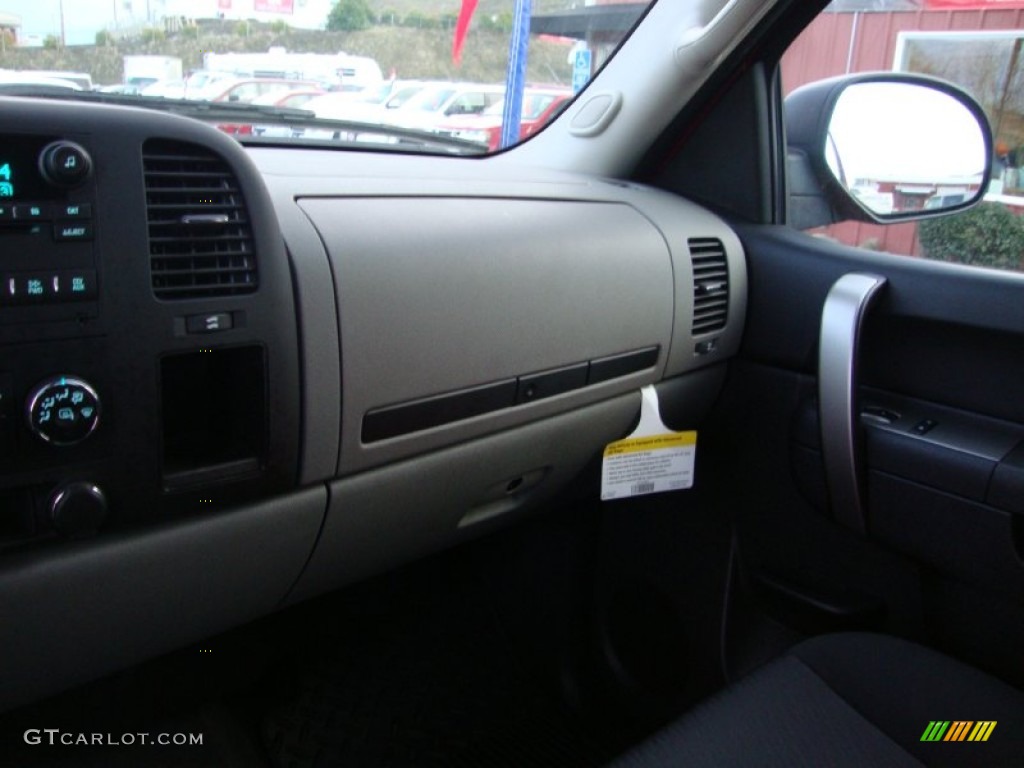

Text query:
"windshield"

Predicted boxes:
[[0, 0, 654, 153], [482, 91, 565, 120], [404, 87, 458, 113]]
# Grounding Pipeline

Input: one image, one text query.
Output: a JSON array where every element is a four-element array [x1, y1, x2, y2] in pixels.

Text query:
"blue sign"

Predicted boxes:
[[572, 49, 592, 94]]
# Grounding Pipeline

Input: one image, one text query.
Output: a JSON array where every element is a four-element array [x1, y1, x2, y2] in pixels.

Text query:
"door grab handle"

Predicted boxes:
[[818, 273, 886, 535]]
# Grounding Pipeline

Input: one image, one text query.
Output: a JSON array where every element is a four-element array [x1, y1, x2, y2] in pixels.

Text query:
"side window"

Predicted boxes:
[[447, 93, 487, 116], [783, 1, 1024, 272], [227, 82, 260, 103]]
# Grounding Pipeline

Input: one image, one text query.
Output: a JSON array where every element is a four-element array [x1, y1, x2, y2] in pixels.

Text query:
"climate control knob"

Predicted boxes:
[[26, 376, 101, 446]]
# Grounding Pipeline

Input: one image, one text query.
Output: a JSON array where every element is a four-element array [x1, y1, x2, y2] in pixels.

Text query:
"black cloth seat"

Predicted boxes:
[[610, 632, 1024, 767]]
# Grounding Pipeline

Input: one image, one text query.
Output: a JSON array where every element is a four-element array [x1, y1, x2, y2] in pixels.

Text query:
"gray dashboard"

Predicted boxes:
[[0, 98, 746, 711]]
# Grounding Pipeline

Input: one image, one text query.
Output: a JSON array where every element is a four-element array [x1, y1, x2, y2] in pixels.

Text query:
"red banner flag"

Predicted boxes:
[[925, 0, 1024, 6], [453, 0, 479, 65]]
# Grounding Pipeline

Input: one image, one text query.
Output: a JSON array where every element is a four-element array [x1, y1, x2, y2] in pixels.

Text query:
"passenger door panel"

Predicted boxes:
[[720, 222, 1024, 685]]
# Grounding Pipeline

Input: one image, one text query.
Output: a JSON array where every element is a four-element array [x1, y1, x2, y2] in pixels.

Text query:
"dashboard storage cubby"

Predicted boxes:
[[160, 345, 266, 490]]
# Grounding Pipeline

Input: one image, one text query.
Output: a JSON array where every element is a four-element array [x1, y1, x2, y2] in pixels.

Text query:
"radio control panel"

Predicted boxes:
[[0, 134, 97, 328]]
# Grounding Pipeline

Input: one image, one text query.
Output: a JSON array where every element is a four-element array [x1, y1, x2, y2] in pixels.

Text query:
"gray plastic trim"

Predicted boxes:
[[287, 392, 641, 604], [300, 196, 674, 476], [248, 149, 747, 473], [0, 487, 327, 713], [569, 91, 623, 138], [818, 272, 886, 535], [266, 185, 342, 486]]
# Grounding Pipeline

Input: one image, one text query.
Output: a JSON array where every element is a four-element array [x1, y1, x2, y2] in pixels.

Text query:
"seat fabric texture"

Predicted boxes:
[[609, 632, 1024, 768]]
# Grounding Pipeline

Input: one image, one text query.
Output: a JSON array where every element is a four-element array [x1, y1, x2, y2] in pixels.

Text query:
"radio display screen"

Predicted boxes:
[[0, 136, 63, 201]]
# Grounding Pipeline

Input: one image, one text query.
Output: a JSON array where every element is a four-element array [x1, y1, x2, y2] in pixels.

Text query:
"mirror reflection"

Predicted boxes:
[[826, 82, 987, 217]]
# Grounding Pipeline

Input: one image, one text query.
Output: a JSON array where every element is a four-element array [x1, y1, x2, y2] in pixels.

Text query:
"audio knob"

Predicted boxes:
[[38, 140, 92, 188], [49, 482, 107, 538], [26, 376, 101, 446]]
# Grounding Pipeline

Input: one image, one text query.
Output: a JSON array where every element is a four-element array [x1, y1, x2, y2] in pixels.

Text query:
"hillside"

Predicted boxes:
[[0, 14, 577, 88]]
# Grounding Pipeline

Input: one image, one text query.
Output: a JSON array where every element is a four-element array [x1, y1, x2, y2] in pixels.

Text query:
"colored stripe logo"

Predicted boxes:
[[920, 721, 997, 742]]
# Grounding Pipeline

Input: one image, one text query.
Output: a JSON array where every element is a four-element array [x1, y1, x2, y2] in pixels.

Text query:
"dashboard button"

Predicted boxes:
[[39, 141, 92, 188], [20, 274, 49, 302], [50, 482, 108, 538], [186, 312, 233, 334], [62, 270, 97, 300], [13, 203, 50, 221], [59, 203, 92, 219], [0, 204, 14, 222], [54, 221, 94, 241]]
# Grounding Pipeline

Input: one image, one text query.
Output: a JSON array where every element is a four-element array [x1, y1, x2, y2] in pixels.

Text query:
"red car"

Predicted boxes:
[[434, 88, 572, 150], [216, 87, 327, 137]]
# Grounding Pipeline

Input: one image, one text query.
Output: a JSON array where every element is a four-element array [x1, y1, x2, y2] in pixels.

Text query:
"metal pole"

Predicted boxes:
[[499, 0, 531, 149], [59, 0, 66, 47], [993, 37, 1022, 145], [845, 12, 859, 75]]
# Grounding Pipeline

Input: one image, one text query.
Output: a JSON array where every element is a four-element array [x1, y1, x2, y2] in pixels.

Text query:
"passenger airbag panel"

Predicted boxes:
[[299, 197, 674, 474]]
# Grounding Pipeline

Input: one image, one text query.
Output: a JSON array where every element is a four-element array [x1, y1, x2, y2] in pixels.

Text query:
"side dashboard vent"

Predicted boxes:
[[689, 237, 729, 335], [143, 139, 257, 299]]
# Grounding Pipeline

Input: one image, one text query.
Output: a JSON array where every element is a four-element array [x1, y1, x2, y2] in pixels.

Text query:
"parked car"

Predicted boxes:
[[14, 70, 93, 91], [138, 80, 186, 99], [194, 77, 324, 104], [434, 87, 573, 149], [303, 80, 430, 125], [1, 2, 1023, 767], [181, 69, 236, 99], [250, 88, 327, 110], [0, 70, 83, 93], [215, 89, 328, 139], [380, 81, 506, 132]]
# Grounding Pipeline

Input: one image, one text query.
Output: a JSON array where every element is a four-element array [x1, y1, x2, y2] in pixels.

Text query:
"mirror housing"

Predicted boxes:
[[785, 72, 993, 231]]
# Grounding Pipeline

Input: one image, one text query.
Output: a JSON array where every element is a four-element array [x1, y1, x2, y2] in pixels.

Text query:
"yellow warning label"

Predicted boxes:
[[603, 431, 697, 458]]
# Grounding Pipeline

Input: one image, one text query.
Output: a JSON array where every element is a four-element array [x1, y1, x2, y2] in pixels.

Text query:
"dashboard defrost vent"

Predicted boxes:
[[689, 237, 729, 335], [143, 139, 257, 299]]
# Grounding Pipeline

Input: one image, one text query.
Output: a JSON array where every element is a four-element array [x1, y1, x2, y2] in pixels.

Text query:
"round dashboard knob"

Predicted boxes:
[[38, 140, 92, 188], [26, 376, 101, 446], [50, 482, 107, 538]]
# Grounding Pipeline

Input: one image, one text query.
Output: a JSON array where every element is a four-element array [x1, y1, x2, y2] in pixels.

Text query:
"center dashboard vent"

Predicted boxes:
[[689, 237, 729, 335], [143, 139, 257, 299]]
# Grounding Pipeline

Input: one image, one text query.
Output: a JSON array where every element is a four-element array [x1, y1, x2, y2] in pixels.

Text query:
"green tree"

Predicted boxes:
[[43, 34, 60, 50], [327, 0, 373, 32], [95, 29, 115, 46], [480, 13, 513, 33], [919, 202, 1024, 271], [401, 10, 437, 29]]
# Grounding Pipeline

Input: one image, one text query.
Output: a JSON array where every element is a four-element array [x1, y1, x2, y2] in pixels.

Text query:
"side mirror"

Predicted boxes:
[[785, 73, 993, 230]]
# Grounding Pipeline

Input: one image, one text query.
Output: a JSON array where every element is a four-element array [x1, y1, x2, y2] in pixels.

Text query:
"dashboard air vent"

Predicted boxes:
[[143, 139, 257, 299], [689, 237, 729, 335]]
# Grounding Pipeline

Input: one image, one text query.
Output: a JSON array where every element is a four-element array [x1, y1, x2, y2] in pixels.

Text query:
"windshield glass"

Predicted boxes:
[[0, 0, 654, 153], [405, 87, 458, 113]]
